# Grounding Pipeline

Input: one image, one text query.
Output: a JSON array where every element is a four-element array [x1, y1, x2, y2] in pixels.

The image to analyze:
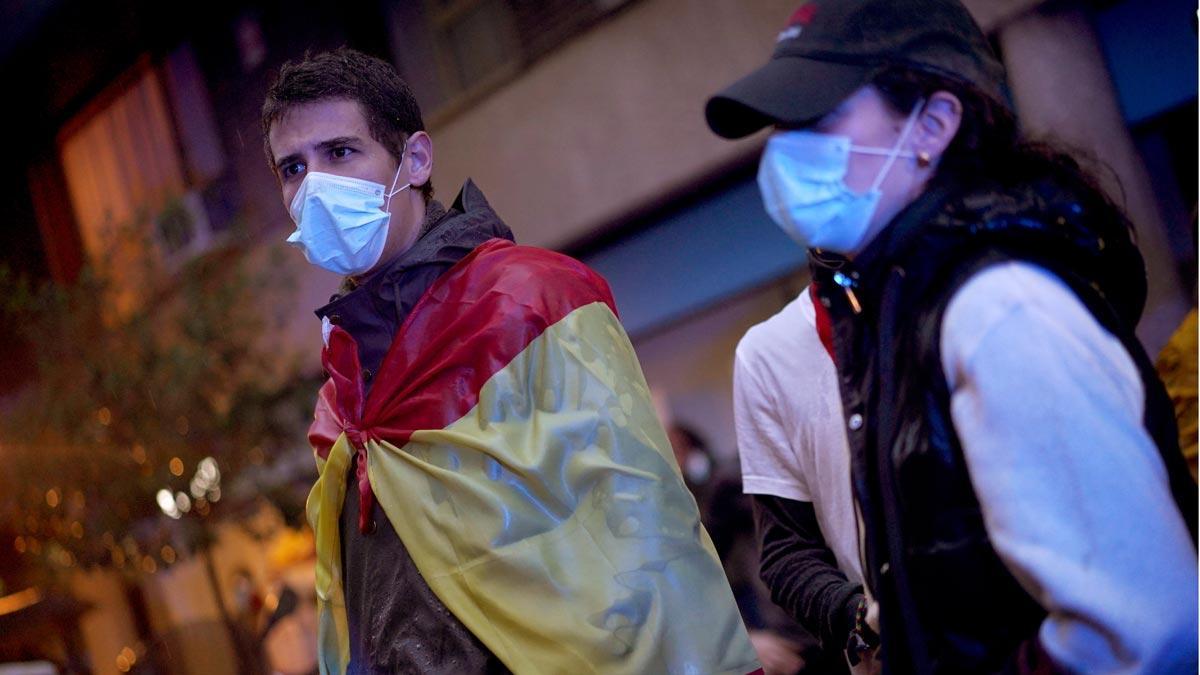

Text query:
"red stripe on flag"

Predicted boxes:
[[312, 238, 618, 529], [361, 238, 616, 437], [810, 282, 837, 365], [316, 235, 619, 446]]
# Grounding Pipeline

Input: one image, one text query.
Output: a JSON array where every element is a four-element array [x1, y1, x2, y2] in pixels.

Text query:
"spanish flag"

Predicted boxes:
[[306, 239, 761, 674]]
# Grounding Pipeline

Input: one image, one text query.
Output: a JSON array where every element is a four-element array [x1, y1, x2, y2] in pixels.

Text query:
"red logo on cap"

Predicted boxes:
[[787, 3, 818, 27]]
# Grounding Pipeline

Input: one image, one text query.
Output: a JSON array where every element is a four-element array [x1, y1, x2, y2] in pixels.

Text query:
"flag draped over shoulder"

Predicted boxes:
[[305, 239, 761, 675]]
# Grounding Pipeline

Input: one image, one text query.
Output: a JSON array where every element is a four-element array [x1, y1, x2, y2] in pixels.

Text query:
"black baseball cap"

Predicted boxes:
[[705, 0, 1009, 139]]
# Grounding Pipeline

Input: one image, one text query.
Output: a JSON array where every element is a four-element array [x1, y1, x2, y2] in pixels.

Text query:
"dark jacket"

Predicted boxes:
[[314, 180, 513, 674], [810, 172, 1197, 674]]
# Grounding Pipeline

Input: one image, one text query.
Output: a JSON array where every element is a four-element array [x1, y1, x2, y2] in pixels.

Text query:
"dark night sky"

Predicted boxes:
[[0, 0, 58, 282]]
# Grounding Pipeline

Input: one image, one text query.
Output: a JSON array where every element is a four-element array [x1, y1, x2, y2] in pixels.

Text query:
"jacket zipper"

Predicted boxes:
[[833, 270, 862, 314]]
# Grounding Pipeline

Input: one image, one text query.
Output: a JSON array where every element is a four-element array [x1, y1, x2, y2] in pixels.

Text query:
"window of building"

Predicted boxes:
[[57, 44, 227, 280], [387, 0, 636, 121]]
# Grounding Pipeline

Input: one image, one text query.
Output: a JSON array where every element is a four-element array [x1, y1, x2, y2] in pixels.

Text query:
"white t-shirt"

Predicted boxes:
[[734, 285, 863, 585]]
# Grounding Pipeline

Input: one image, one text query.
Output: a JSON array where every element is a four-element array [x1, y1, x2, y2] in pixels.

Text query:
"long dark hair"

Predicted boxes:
[[871, 67, 1127, 228], [871, 67, 1148, 326]]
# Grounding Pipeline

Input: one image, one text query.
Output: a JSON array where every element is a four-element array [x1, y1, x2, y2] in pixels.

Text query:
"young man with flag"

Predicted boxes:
[[263, 48, 761, 675]]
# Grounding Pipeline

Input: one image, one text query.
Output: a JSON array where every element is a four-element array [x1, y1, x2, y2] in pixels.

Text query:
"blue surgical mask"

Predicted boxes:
[[286, 157, 410, 276], [757, 101, 923, 254]]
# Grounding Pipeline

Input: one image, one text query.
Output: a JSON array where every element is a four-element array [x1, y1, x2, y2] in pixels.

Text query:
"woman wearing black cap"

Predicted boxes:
[[708, 1, 1197, 674]]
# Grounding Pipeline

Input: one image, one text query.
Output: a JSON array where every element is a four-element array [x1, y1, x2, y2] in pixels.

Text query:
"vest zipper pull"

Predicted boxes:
[[833, 271, 863, 314]]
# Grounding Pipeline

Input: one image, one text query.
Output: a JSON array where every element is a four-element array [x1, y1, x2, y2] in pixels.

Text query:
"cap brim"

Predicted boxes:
[[705, 57, 873, 139]]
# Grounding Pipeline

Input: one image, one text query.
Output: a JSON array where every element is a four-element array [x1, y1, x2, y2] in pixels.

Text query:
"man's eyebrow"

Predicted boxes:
[[273, 136, 364, 171], [316, 136, 363, 151]]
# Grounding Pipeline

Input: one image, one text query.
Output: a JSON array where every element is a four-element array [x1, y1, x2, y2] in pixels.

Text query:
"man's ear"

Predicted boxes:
[[914, 90, 963, 158], [405, 131, 434, 187]]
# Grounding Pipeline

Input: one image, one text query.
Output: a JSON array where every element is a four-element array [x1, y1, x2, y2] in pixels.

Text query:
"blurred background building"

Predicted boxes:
[[0, 0, 1194, 673]]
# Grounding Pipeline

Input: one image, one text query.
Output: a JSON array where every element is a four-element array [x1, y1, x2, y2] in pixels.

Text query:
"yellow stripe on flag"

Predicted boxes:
[[310, 301, 759, 674]]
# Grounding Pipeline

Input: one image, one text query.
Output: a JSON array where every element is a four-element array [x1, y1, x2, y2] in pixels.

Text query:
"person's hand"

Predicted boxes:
[[848, 645, 882, 675], [846, 595, 882, 674], [865, 598, 880, 634], [748, 630, 806, 675]]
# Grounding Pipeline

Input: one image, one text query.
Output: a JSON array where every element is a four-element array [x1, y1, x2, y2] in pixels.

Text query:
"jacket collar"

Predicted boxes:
[[853, 180, 962, 275], [810, 172, 1146, 328], [809, 181, 960, 313], [315, 179, 514, 319], [312, 180, 515, 384]]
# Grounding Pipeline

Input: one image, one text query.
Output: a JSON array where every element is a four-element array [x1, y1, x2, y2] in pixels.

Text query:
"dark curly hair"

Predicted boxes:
[[262, 47, 433, 201]]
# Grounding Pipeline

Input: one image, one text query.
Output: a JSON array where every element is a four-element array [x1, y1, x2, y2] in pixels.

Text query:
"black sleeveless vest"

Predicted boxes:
[[812, 177, 1197, 674]]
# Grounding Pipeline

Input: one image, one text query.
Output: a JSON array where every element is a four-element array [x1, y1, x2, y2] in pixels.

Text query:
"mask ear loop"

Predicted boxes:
[[384, 140, 412, 210], [869, 99, 925, 193]]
